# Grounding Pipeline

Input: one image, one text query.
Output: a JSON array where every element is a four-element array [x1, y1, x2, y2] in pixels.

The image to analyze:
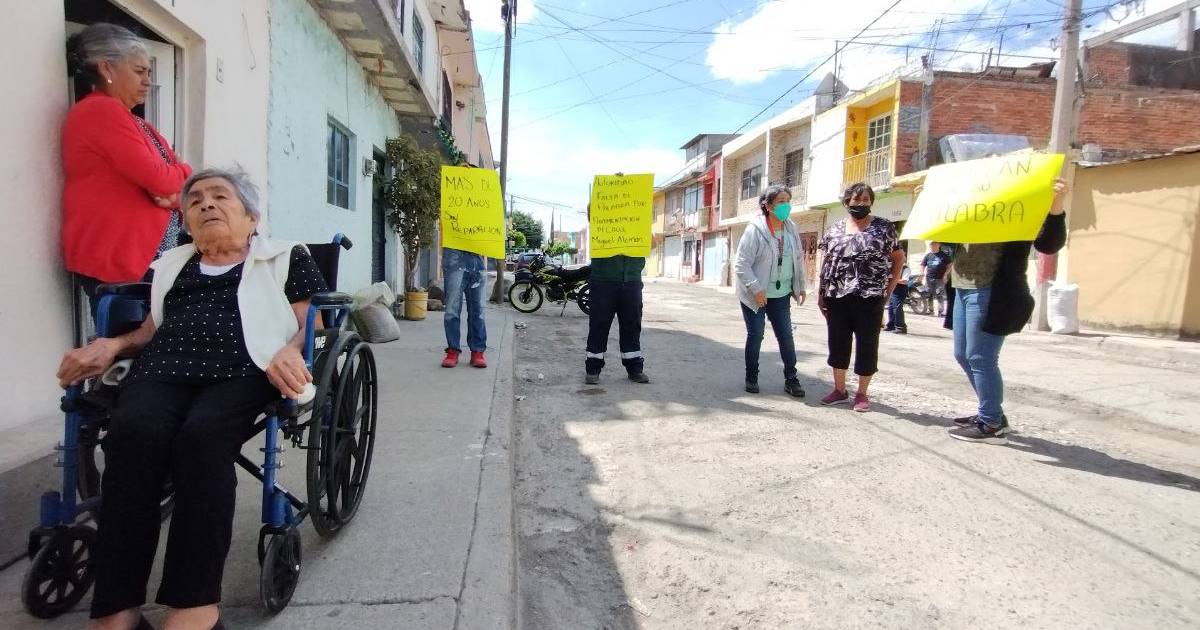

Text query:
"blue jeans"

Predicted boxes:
[[953, 287, 1006, 426], [886, 283, 908, 331], [741, 297, 798, 381], [443, 249, 486, 352]]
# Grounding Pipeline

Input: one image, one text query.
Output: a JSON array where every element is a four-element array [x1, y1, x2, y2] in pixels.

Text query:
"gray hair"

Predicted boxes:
[[65, 23, 148, 87], [758, 183, 792, 215], [180, 167, 262, 233]]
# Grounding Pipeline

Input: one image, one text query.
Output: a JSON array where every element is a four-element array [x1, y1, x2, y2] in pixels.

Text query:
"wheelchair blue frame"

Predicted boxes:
[[36, 233, 354, 537]]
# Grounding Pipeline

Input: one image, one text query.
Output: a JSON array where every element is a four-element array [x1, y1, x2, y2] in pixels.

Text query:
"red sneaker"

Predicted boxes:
[[441, 349, 461, 368], [470, 351, 487, 368]]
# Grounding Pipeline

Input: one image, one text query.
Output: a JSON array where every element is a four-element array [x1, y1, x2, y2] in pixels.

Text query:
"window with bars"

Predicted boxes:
[[395, 0, 406, 32], [740, 165, 762, 200], [413, 14, 425, 74], [327, 120, 353, 209], [784, 150, 804, 188], [867, 114, 893, 152]]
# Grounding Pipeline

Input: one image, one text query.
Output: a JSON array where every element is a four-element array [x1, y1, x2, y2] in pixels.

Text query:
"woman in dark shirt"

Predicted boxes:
[[57, 168, 326, 630], [816, 183, 905, 413]]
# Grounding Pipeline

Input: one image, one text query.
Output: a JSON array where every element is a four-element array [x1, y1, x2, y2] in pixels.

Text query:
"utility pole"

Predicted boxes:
[[1033, 0, 1082, 330], [491, 0, 516, 304]]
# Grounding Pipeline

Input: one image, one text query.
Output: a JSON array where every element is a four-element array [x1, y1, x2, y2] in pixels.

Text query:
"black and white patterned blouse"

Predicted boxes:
[[127, 246, 328, 384], [817, 216, 901, 299]]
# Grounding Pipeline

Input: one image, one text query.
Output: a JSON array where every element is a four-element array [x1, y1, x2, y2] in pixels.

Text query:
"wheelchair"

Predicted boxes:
[[21, 234, 379, 618]]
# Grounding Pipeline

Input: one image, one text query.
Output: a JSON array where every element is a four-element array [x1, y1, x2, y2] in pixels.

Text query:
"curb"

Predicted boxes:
[[1015, 330, 1200, 368], [456, 309, 518, 630]]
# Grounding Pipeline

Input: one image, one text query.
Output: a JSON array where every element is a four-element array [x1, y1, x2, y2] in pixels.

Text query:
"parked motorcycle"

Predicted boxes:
[[508, 253, 591, 315], [906, 279, 945, 316]]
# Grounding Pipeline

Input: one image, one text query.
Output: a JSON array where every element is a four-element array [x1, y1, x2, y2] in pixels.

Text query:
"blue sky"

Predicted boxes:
[[463, 0, 1183, 233]]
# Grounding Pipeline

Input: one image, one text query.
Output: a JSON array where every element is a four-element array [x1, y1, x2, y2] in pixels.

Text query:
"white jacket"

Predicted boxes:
[[733, 214, 808, 312], [150, 236, 303, 371]]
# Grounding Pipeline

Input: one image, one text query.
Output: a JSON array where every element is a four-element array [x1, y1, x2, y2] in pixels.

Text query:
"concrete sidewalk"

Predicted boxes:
[[0, 307, 517, 629]]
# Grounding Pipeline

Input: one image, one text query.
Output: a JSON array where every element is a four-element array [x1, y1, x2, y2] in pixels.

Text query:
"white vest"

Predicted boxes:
[[149, 236, 303, 371]]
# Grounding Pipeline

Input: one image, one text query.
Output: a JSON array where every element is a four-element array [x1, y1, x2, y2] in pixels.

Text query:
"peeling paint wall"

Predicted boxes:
[[268, 0, 403, 293]]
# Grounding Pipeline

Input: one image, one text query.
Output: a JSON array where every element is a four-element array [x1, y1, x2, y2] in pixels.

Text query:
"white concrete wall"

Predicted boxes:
[[0, 5, 73, 431], [267, 0, 403, 293], [806, 105, 848, 207], [112, 0, 273, 207], [411, 0, 443, 100]]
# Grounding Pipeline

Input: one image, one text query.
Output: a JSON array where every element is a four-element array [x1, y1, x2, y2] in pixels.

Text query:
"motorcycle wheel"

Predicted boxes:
[[576, 284, 591, 315], [508, 281, 543, 313]]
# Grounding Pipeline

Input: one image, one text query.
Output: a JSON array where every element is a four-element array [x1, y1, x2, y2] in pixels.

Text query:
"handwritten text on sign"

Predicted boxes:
[[589, 173, 653, 258], [440, 166, 506, 259], [899, 153, 1065, 244]]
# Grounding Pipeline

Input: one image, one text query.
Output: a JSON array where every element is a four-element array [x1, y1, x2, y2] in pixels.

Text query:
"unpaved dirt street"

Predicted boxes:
[[512, 280, 1200, 630]]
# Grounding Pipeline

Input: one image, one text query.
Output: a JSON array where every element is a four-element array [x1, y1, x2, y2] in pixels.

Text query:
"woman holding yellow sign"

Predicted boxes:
[[943, 178, 1069, 445]]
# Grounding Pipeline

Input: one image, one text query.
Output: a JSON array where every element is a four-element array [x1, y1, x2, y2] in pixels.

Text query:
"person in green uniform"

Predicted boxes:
[[585, 203, 650, 385]]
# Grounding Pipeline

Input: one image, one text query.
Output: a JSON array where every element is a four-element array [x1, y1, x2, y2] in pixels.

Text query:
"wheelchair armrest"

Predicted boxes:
[[96, 282, 151, 299], [311, 291, 353, 307]]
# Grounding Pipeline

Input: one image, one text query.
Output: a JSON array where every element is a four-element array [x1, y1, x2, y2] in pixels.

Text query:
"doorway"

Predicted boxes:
[[371, 151, 388, 284]]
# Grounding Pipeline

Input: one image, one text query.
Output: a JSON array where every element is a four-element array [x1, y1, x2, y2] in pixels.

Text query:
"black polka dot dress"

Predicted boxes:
[[127, 246, 328, 385]]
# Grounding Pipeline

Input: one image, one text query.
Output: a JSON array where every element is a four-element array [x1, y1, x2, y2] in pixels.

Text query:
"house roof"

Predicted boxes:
[[1078, 144, 1200, 167]]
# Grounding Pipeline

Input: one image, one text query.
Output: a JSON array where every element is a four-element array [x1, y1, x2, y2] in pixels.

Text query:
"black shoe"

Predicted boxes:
[[894, 328, 908, 334], [628, 372, 650, 384], [949, 418, 1009, 444], [953, 414, 1010, 433], [784, 378, 805, 398], [952, 414, 977, 427], [883, 325, 895, 331], [745, 379, 760, 393], [584, 373, 600, 385]]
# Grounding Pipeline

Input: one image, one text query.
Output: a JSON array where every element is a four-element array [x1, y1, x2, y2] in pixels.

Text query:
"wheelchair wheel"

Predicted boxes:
[[259, 528, 302, 614], [306, 336, 378, 538], [21, 525, 96, 619]]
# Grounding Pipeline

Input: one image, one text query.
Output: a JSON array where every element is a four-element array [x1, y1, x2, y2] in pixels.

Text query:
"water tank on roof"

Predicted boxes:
[[938, 134, 1031, 163]]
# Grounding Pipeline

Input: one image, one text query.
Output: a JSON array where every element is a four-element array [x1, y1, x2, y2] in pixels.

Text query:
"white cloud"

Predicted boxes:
[[465, 0, 538, 34], [706, 0, 1001, 87]]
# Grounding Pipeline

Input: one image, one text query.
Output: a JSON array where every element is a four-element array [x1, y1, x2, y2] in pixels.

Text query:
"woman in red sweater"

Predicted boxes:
[[63, 23, 192, 313]]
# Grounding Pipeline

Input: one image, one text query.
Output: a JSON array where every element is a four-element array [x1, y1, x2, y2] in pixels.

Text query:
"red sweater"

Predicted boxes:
[[62, 92, 192, 283]]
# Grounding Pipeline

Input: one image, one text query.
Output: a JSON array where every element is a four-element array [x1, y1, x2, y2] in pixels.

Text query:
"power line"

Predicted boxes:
[[730, 0, 908, 136]]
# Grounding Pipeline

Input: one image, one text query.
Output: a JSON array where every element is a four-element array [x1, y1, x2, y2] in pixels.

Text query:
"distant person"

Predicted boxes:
[[63, 23, 192, 316], [816, 183, 904, 412], [945, 178, 1069, 444], [920, 242, 951, 316], [585, 202, 649, 385], [885, 259, 911, 334], [733, 184, 808, 397], [441, 246, 488, 368]]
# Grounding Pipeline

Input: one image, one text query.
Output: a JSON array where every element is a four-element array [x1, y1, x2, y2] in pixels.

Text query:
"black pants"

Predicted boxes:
[[585, 280, 644, 375], [90, 376, 278, 618], [885, 283, 908, 331], [825, 295, 885, 377]]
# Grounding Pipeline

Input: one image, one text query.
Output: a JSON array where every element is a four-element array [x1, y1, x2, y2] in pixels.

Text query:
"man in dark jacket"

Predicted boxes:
[[585, 252, 649, 384], [946, 178, 1068, 444]]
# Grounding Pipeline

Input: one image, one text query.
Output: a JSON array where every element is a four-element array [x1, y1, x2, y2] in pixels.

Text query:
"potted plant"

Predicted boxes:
[[384, 135, 441, 320]]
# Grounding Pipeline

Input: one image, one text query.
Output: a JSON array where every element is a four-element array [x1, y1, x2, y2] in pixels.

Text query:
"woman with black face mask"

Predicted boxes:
[[816, 182, 905, 412]]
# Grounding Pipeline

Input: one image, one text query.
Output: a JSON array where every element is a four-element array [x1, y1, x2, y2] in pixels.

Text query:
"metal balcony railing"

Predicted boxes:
[[843, 146, 892, 189]]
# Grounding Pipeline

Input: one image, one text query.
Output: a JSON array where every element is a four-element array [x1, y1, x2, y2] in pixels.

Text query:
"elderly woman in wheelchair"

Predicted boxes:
[[54, 167, 350, 630]]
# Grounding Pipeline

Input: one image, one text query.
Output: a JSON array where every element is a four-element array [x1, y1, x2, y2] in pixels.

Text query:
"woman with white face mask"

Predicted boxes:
[[733, 184, 808, 397]]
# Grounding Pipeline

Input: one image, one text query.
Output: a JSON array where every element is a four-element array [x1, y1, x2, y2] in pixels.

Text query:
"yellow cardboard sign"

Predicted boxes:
[[900, 153, 1065, 244], [589, 173, 654, 258], [440, 166, 506, 259]]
